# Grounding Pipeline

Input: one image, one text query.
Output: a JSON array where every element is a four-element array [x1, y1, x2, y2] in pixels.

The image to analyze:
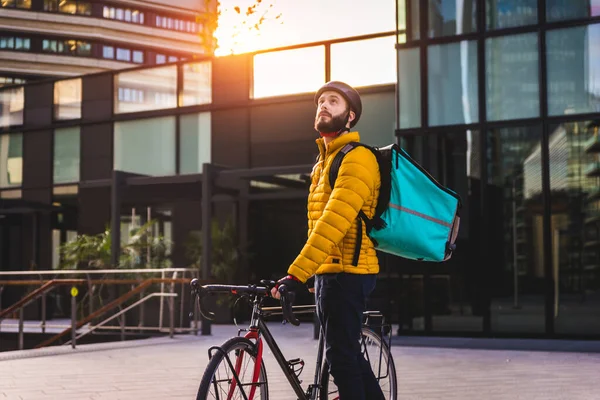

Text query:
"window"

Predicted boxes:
[[77, 1, 90, 15], [168, 56, 178, 63], [428, 41, 478, 126], [0, 133, 23, 188], [116, 8, 123, 20], [180, 113, 211, 174], [547, 0, 600, 22], [331, 36, 396, 88], [486, 33, 539, 121], [253, 46, 325, 98], [53, 127, 80, 184], [59, 0, 77, 14], [132, 10, 139, 23], [0, 77, 26, 87], [133, 50, 144, 63], [548, 119, 600, 335], [2, 0, 32, 8], [429, 0, 477, 37], [114, 117, 176, 176], [125, 9, 131, 22], [77, 41, 91, 56], [397, 47, 421, 128], [103, 45, 114, 59], [156, 54, 166, 64], [16, 0, 31, 9], [114, 66, 177, 113], [103, 6, 109, 18], [486, 125, 545, 333], [0, 36, 30, 51], [0, 86, 24, 127], [54, 78, 82, 120], [43, 39, 57, 52], [181, 61, 212, 106], [486, 0, 537, 30], [116, 48, 131, 62], [547, 24, 600, 116]]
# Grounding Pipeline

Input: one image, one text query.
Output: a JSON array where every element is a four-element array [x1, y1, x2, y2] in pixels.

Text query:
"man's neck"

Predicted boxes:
[[323, 130, 349, 147]]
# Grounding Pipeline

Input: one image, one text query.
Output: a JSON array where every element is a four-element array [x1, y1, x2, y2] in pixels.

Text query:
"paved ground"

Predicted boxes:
[[1, 322, 600, 400]]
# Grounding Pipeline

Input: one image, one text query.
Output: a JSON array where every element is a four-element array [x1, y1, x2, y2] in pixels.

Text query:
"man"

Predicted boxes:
[[271, 81, 384, 399]]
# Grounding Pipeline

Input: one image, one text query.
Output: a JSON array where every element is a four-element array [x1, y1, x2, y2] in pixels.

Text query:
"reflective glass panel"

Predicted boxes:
[[0, 86, 24, 127], [54, 78, 82, 120], [181, 61, 212, 106], [547, 24, 600, 116], [331, 36, 396, 87], [180, 112, 211, 174], [487, 125, 545, 333], [398, 47, 421, 128], [114, 117, 176, 176], [486, 33, 539, 121], [114, 66, 177, 113], [428, 40, 478, 126], [253, 46, 325, 98], [549, 119, 600, 335], [486, 0, 537, 30], [53, 127, 80, 184], [429, 0, 477, 37], [547, 0, 600, 22], [0, 133, 23, 188]]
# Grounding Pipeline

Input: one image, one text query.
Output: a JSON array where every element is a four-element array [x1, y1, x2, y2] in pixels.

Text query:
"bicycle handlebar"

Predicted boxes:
[[189, 278, 301, 326]]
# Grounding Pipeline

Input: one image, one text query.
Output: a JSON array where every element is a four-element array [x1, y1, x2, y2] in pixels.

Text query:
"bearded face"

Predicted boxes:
[[314, 91, 354, 134]]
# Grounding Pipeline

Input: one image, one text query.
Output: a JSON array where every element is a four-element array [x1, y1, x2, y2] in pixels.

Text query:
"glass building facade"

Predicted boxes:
[[1, 0, 599, 339], [395, 0, 600, 336]]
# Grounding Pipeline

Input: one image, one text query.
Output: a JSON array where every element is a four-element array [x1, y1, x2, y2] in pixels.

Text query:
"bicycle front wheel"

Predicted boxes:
[[320, 327, 397, 400], [197, 336, 269, 400]]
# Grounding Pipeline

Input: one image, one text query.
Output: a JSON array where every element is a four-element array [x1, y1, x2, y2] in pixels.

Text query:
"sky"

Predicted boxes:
[[214, 0, 396, 55]]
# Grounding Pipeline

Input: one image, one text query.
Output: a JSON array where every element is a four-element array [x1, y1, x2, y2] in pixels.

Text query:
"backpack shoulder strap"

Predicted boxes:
[[328, 142, 367, 189]]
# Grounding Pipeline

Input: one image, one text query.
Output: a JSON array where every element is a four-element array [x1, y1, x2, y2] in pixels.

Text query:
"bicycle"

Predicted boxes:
[[190, 278, 397, 400]]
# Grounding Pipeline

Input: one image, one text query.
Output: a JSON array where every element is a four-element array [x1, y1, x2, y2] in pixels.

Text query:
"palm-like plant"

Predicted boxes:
[[58, 219, 172, 270], [185, 217, 242, 283]]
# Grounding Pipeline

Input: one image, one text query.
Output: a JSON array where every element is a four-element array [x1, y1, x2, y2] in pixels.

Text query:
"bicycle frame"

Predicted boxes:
[[251, 302, 322, 400], [195, 280, 394, 400]]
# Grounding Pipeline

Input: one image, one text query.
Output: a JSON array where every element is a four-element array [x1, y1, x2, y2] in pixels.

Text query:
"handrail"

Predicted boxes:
[[35, 277, 192, 349], [0, 279, 189, 286], [0, 280, 85, 321], [64, 292, 177, 346], [0, 268, 195, 276]]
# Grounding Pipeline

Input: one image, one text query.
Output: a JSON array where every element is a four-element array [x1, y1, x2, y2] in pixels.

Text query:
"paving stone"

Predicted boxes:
[[0, 322, 599, 399]]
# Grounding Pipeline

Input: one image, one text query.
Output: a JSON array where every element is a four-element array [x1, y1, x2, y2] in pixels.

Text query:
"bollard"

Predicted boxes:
[[41, 292, 46, 334], [71, 286, 78, 349], [169, 296, 174, 338], [18, 308, 24, 350]]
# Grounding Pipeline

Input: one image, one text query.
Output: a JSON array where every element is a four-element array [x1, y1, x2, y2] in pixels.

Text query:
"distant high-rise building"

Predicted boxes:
[[0, 0, 217, 86]]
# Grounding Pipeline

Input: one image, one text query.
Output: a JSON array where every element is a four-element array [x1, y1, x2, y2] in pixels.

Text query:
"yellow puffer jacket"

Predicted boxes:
[[287, 132, 381, 283]]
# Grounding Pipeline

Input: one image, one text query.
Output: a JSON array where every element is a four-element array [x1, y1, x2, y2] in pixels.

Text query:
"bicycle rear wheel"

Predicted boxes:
[[319, 326, 397, 399], [197, 336, 269, 400]]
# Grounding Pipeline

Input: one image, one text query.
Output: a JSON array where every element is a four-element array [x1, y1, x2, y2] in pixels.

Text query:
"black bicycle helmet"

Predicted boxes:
[[314, 81, 362, 128]]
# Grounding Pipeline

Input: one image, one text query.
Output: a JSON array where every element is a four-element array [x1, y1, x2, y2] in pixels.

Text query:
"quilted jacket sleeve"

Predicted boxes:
[[287, 147, 377, 282]]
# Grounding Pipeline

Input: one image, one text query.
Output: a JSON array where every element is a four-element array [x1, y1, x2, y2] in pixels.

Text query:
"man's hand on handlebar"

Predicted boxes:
[[271, 274, 306, 299]]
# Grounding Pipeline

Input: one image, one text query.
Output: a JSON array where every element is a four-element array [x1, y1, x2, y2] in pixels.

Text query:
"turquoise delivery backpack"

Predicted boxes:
[[329, 142, 461, 262]]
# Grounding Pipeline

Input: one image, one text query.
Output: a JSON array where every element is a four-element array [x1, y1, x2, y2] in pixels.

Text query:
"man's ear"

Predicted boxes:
[[348, 110, 356, 125]]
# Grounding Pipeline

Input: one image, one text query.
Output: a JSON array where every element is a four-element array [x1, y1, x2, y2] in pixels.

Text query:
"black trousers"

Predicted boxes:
[[315, 272, 385, 400]]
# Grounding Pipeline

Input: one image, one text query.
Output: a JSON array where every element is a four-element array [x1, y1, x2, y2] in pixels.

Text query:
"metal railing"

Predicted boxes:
[[0, 268, 200, 350]]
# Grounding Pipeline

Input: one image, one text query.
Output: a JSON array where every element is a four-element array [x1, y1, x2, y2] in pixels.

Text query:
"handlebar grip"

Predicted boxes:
[[189, 279, 215, 321], [278, 285, 300, 326]]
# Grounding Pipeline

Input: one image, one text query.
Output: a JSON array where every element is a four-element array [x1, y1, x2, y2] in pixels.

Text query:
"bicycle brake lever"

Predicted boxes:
[[279, 285, 300, 326]]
